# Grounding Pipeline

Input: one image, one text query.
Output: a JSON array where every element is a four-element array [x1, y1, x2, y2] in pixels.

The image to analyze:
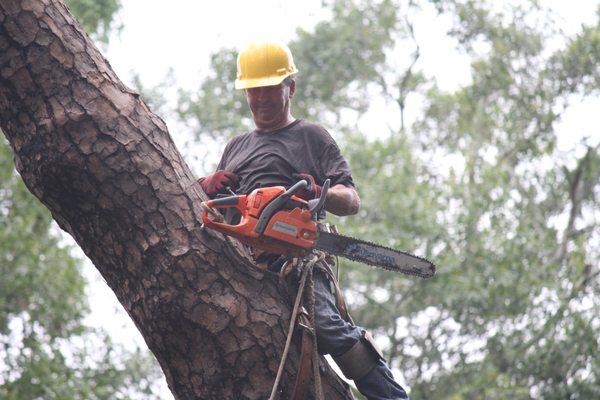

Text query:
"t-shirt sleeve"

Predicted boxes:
[[317, 141, 355, 188]]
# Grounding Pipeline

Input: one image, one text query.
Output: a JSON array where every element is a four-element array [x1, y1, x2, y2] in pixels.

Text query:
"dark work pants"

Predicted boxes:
[[312, 268, 409, 400]]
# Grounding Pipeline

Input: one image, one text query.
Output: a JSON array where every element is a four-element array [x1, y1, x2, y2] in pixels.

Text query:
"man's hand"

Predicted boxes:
[[293, 173, 322, 200], [198, 170, 238, 197], [325, 184, 360, 216]]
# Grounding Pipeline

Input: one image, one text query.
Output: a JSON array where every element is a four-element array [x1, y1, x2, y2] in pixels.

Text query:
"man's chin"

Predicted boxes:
[[255, 117, 282, 130]]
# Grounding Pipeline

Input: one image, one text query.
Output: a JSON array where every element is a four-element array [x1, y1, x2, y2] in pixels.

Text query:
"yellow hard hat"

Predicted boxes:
[[235, 42, 298, 90]]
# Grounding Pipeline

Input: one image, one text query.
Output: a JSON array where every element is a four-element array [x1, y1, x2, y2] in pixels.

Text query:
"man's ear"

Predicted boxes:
[[289, 79, 296, 98]]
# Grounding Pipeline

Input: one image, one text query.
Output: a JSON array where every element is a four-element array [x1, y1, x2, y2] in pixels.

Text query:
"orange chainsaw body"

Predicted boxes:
[[201, 186, 319, 255]]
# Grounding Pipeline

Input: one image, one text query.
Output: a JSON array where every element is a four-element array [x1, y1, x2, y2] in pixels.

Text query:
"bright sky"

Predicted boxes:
[[82, 0, 600, 397]]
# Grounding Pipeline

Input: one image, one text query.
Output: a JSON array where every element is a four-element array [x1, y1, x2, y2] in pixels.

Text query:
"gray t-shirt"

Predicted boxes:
[[216, 119, 355, 195]]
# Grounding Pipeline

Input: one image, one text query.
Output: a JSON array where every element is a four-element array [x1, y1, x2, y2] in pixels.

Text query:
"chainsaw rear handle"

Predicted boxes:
[[254, 180, 308, 234]]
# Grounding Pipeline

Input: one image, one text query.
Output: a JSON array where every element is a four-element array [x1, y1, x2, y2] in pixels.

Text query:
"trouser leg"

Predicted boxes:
[[312, 268, 362, 355], [312, 269, 409, 400]]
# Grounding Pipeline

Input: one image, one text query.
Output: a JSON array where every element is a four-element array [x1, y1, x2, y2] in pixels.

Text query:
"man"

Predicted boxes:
[[199, 41, 408, 400]]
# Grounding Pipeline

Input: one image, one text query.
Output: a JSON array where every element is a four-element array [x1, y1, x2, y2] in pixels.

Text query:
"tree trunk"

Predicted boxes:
[[0, 1, 353, 398]]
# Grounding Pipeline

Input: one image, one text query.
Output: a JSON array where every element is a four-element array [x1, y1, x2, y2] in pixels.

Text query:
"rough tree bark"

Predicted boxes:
[[0, 1, 354, 399]]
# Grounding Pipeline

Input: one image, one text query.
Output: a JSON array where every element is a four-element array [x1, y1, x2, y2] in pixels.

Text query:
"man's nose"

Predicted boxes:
[[256, 87, 268, 99]]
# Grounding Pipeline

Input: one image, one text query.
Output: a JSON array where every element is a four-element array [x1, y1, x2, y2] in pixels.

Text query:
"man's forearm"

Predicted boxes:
[[324, 184, 360, 216]]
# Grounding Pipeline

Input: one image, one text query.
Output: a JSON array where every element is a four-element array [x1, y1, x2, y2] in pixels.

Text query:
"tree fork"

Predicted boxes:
[[0, 1, 353, 398]]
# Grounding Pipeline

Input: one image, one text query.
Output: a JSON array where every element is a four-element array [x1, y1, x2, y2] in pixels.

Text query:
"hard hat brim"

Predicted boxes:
[[235, 74, 292, 90]]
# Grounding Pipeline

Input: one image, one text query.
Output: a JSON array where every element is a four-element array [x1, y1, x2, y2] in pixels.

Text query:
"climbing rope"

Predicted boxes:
[[268, 252, 326, 400], [304, 258, 324, 400]]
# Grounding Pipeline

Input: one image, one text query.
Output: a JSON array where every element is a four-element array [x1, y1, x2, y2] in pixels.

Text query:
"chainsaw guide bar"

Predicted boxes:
[[314, 231, 435, 278]]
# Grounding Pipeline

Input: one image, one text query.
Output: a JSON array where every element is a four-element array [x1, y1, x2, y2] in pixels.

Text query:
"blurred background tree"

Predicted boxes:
[[0, 1, 163, 398], [174, 0, 599, 398]]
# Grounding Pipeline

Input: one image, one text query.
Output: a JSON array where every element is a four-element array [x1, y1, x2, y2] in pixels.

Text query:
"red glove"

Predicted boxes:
[[293, 173, 322, 200], [198, 170, 238, 197]]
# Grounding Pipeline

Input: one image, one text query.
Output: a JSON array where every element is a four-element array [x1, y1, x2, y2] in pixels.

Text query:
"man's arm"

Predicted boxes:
[[324, 184, 360, 216]]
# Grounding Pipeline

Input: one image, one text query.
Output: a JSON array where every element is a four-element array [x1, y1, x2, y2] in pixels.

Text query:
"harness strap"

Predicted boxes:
[[304, 261, 324, 400], [315, 260, 354, 324], [291, 309, 314, 400]]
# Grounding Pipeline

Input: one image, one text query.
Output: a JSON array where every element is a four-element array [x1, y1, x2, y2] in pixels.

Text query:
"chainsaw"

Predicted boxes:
[[200, 179, 435, 278]]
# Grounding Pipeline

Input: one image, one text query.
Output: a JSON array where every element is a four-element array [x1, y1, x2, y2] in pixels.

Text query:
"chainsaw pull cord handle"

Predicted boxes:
[[254, 180, 308, 235]]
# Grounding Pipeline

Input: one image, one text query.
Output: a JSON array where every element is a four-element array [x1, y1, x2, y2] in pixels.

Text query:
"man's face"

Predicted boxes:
[[245, 80, 295, 131]]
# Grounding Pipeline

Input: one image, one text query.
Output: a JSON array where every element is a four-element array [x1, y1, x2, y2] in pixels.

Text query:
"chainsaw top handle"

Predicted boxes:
[[308, 178, 330, 218], [253, 178, 331, 233], [254, 179, 308, 234]]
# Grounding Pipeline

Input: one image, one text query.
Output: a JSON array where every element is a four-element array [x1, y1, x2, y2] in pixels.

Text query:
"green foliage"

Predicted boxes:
[[291, 0, 399, 119], [65, 0, 121, 44], [548, 6, 600, 96], [341, 2, 600, 398]]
